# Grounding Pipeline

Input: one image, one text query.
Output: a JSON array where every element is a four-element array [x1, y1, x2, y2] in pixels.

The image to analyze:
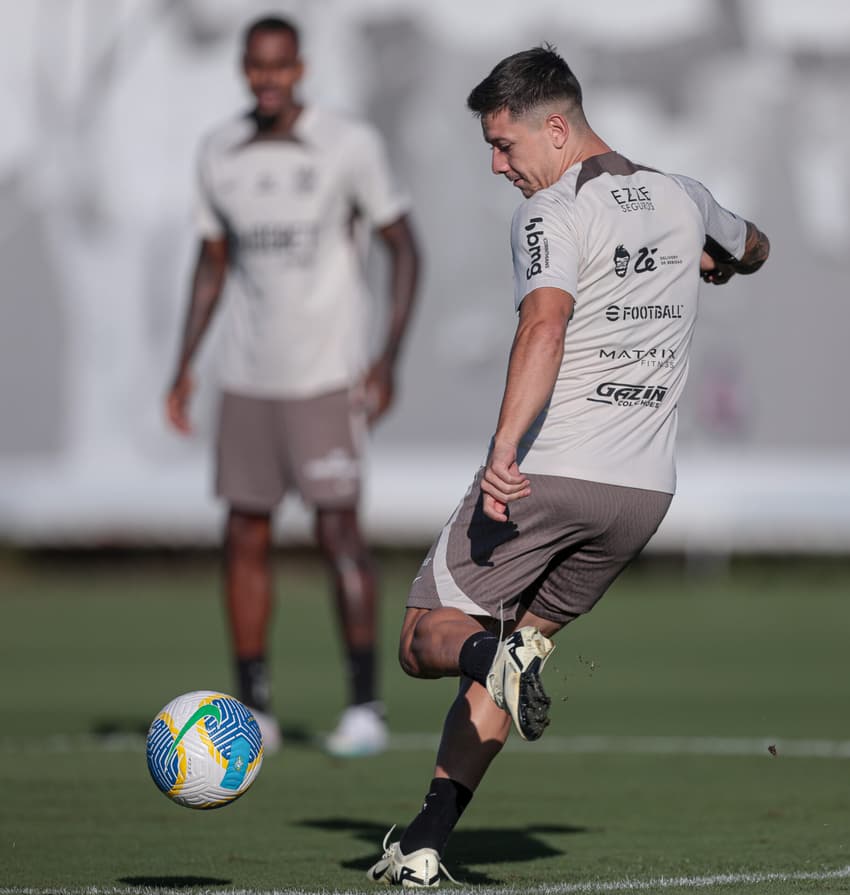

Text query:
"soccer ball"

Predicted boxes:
[[146, 690, 264, 809]]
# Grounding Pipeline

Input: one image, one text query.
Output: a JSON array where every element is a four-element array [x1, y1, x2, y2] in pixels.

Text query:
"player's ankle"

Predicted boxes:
[[400, 777, 473, 855]]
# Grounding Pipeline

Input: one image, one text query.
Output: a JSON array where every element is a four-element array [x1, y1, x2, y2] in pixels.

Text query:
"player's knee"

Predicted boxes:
[[398, 637, 420, 677], [315, 510, 366, 560], [226, 511, 270, 555], [398, 618, 440, 679]]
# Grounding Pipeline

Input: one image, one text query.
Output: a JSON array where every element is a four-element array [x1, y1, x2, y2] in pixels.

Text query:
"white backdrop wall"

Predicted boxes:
[[1, 0, 849, 551]]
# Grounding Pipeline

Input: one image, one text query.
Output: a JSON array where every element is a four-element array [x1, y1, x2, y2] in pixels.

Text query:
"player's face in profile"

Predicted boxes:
[[482, 109, 555, 198], [243, 30, 303, 119]]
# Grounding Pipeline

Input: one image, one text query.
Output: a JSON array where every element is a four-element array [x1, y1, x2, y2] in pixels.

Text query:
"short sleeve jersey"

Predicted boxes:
[[196, 107, 409, 398], [509, 152, 747, 494]]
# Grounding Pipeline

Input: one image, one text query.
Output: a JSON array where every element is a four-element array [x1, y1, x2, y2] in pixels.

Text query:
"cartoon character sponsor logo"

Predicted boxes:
[[613, 244, 630, 277], [613, 245, 683, 277]]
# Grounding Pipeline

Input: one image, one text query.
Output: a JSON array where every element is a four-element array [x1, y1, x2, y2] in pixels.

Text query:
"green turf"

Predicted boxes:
[[1, 551, 849, 893]]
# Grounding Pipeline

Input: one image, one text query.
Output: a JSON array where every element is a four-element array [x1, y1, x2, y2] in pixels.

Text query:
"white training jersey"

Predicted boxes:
[[509, 151, 748, 494], [196, 106, 409, 398]]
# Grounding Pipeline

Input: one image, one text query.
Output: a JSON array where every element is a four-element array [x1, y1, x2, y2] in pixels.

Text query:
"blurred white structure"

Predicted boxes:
[[1, 0, 849, 552]]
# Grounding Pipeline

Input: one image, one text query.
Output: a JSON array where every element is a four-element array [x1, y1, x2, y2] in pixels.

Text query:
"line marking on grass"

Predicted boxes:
[[2, 864, 850, 894], [4, 732, 850, 760]]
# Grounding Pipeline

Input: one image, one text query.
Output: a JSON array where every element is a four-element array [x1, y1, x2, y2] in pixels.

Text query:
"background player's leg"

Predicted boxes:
[[224, 507, 282, 750], [316, 506, 386, 756]]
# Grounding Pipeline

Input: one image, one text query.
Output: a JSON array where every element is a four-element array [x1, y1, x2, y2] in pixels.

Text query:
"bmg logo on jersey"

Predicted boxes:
[[525, 217, 550, 280], [588, 382, 669, 408]]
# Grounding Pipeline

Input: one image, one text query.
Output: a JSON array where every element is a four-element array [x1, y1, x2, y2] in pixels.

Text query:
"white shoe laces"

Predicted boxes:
[[378, 826, 460, 886]]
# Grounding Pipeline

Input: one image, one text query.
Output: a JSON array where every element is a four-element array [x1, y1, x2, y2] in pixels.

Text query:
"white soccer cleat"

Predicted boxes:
[[325, 703, 388, 758], [250, 708, 282, 755], [486, 626, 555, 741], [367, 828, 455, 888]]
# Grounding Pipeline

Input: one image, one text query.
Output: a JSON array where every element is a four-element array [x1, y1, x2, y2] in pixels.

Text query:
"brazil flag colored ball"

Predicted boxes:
[[146, 691, 264, 809]]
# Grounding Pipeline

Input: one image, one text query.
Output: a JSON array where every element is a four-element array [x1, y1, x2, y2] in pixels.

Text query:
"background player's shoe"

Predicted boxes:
[[367, 828, 455, 887], [325, 702, 388, 757], [250, 708, 282, 755], [486, 626, 555, 741]]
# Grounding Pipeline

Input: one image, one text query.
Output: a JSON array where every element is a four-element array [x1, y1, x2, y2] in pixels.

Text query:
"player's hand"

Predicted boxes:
[[363, 357, 395, 426], [481, 440, 530, 522], [700, 250, 736, 285], [166, 372, 194, 435]]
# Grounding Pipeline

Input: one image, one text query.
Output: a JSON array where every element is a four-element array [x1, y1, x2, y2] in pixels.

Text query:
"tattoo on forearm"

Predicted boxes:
[[737, 222, 769, 274]]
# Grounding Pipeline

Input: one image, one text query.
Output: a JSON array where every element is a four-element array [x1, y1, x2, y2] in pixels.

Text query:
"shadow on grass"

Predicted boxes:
[[118, 877, 231, 888], [301, 817, 590, 884]]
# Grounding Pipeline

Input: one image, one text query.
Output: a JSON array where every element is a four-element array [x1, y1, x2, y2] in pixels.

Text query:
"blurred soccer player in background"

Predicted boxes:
[[166, 15, 419, 757], [368, 45, 768, 885]]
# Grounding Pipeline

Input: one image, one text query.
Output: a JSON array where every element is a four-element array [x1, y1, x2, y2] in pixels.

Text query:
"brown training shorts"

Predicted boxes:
[[215, 388, 365, 512], [408, 468, 672, 626]]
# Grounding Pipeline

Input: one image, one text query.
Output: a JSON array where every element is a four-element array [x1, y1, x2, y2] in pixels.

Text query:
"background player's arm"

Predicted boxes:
[[482, 287, 574, 522], [166, 237, 229, 434], [701, 221, 770, 285], [363, 215, 420, 424]]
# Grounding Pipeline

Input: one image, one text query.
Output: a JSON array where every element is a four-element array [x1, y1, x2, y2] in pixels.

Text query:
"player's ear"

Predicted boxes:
[[547, 113, 569, 149]]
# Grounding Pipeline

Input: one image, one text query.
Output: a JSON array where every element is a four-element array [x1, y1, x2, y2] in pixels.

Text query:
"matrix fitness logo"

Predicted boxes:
[[524, 217, 550, 279], [599, 347, 677, 369], [588, 382, 669, 408]]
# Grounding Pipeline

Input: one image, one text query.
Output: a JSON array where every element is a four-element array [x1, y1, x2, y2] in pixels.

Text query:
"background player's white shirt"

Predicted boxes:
[[196, 106, 409, 398], [510, 152, 747, 494]]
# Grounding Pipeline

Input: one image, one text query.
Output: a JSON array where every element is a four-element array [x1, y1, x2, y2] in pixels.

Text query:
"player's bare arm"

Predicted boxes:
[[701, 221, 770, 285], [364, 215, 420, 424], [482, 287, 574, 522], [166, 237, 229, 434]]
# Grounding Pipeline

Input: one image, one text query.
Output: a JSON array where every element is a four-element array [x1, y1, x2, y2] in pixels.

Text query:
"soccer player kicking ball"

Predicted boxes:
[[368, 45, 768, 887]]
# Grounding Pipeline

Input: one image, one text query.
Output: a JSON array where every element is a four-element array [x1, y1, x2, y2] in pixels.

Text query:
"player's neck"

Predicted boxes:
[[254, 102, 304, 137], [561, 131, 613, 175]]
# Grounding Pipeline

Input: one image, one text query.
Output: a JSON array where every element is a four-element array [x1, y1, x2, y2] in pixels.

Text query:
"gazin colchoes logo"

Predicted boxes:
[[588, 382, 668, 408]]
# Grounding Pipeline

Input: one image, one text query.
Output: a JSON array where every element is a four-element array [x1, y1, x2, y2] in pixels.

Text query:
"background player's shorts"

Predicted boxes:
[[408, 469, 672, 626], [215, 389, 365, 513]]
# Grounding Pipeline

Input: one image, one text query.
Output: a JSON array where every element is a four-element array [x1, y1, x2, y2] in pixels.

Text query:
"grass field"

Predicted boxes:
[[1, 550, 849, 894]]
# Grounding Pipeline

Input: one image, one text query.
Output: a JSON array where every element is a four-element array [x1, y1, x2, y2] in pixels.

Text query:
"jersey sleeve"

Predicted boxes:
[[347, 123, 409, 228], [670, 174, 747, 260], [511, 192, 579, 310], [194, 140, 226, 240]]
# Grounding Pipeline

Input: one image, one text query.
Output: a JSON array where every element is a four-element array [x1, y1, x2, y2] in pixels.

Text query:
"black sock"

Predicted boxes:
[[400, 778, 473, 856], [349, 646, 377, 705], [458, 631, 499, 686], [237, 656, 270, 712]]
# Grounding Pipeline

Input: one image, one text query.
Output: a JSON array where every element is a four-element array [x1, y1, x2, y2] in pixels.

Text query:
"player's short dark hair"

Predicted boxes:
[[243, 15, 300, 52], [467, 45, 583, 119]]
